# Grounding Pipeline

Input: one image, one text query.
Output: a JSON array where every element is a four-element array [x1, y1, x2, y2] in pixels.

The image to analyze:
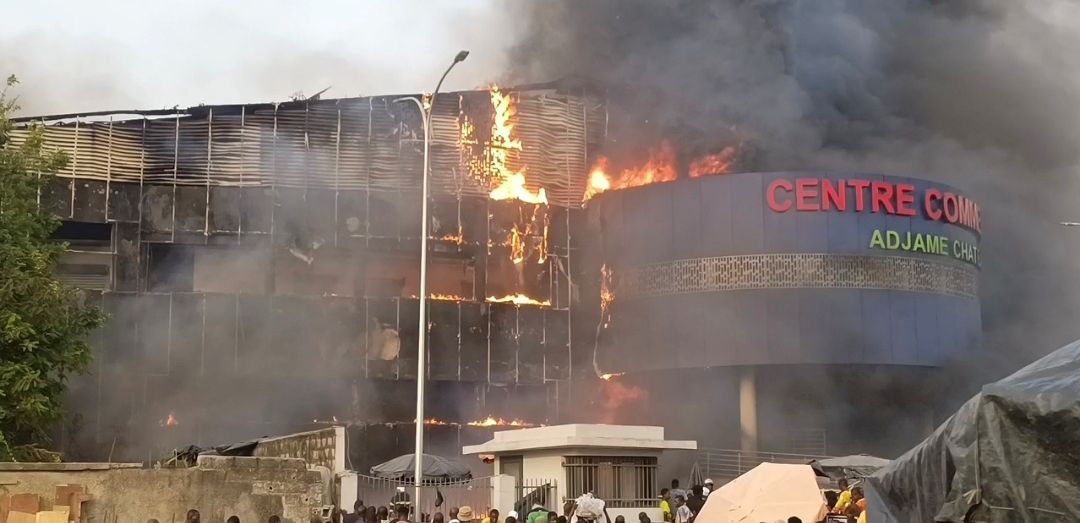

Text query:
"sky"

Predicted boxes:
[[2, 0, 513, 116]]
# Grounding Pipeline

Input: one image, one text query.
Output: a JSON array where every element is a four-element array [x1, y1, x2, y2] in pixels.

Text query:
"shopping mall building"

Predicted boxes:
[[14, 81, 980, 466]]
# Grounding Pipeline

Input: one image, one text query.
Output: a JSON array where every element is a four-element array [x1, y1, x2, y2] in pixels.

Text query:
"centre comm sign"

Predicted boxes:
[[766, 177, 981, 265]]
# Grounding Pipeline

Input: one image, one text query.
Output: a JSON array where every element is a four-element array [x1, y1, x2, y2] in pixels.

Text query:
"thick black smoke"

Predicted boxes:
[[506, 0, 1080, 422]]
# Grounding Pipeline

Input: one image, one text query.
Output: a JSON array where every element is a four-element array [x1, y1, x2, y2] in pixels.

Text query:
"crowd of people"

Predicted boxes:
[[824, 479, 867, 523], [654, 476, 869, 523], [276, 474, 867, 523]]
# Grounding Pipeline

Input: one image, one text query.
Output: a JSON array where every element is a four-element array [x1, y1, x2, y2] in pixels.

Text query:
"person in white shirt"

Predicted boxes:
[[673, 496, 693, 523]]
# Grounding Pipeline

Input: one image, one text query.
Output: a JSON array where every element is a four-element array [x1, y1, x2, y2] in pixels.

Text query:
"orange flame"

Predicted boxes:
[[689, 146, 737, 178], [412, 293, 468, 302], [599, 372, 624, 381], [160, 413, 179, 428], [510, 225, 525, 264], [467, 416, 538, 428], [582, 142, 677, 201], [487, 86, 548, 205], [583, 143, 740, 201], [615, 141, 678, 188], [424, 417, 539, 427], [583, 158, 612, 202], [438, 232, 464, 244], [486, 294, 552, 306], [600, 264, 614, 318]]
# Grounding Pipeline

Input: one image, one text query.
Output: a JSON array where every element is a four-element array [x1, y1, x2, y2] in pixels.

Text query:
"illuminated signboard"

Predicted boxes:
[[766, 177, 981, 266]]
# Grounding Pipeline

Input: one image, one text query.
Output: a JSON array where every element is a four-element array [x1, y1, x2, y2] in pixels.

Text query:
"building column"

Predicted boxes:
[[739, 367, 758, 452]]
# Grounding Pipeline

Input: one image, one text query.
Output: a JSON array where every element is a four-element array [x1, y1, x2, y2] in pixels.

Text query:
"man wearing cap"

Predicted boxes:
[[526, 504, 547, 523], [458, 506, 476, 523], [703, 479, 714, 497]]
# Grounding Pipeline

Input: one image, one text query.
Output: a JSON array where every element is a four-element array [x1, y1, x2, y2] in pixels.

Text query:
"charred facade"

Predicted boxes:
[[18, 83, 984, 464], [14, 85, 604, 466]]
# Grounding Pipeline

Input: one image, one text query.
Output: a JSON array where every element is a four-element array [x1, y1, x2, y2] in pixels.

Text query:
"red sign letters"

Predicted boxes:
[[766, 178, 981, 233]]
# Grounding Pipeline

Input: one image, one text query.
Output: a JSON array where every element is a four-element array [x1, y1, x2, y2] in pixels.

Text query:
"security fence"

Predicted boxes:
[[354, 474, 494, 519]]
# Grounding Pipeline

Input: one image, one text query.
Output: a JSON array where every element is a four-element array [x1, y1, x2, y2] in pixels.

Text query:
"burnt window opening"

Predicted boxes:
[[51, 220, 112, 246], [52, 220, 113, 290], [146, 244, 194, 292]]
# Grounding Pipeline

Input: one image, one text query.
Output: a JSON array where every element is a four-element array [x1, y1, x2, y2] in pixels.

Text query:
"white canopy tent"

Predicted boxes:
[[696, 462, 827, 523]]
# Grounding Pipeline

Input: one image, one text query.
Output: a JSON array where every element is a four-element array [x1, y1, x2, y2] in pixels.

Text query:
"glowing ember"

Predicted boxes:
[[438, 232, 464, 244], [160, 413, 179, 427], [600, 372, 624, 381], [600, 264, 614, 318], [467, 416, 538, 427], [689, 146, 737, 178], [538, 216, 549, 265], [487, 86, 548, 204], [486, 294, 552, 306], [510, 225, 525, 264]]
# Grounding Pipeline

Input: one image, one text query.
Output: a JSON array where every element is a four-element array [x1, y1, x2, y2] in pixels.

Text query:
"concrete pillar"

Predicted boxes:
[[491, 474, 517, 515], [739, 367, 758, 452], [338, 472, 358, 512]]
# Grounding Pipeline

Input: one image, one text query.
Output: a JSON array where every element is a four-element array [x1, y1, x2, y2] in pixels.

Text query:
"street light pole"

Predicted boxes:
[[394, 49, 469, 516]]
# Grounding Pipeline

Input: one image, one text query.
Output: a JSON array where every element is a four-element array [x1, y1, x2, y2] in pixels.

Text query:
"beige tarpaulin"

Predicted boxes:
[[696, 463, 827, 523]]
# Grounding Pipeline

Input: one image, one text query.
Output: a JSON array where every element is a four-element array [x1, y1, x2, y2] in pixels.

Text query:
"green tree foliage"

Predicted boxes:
[[0, 76, 106, 460]]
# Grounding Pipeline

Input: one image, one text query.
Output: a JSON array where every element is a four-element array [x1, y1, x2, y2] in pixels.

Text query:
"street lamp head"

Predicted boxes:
[[454, 50, 470, 64]]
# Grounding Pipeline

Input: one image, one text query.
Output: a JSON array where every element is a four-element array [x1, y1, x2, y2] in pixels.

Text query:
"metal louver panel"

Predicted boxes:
[[12, 88, 604, 208]]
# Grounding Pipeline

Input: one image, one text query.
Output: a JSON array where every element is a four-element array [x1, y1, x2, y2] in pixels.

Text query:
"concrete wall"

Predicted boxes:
[[0, 457, 327, 523], [254, 426, 346, 474]]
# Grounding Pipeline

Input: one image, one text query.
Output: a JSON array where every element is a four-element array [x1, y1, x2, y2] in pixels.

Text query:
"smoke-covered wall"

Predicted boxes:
[[504, 0, 1080, 397]]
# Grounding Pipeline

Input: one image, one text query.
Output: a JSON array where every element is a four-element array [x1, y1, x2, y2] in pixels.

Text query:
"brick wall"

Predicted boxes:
[[254, 426, 345, 474], [0, 457, 327, 523]]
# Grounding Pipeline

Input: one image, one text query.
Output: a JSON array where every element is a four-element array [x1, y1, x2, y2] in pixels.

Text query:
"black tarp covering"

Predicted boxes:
[[866, 339, 1080, 522], [370, 453, 472, 481], [809, 455, 889, 480]]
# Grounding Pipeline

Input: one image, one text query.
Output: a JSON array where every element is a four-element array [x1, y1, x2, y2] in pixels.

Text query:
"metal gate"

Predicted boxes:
[[355, 475, 494, 518]]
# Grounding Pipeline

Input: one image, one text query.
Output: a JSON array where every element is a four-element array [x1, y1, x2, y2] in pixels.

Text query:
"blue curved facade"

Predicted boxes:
[[590, 172, 982, 370]]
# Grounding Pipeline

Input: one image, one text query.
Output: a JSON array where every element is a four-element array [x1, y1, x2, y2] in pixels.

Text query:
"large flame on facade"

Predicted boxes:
[[583, 142, 738, 201], [487, 87, 548, 205], [689, 146, 738, 178], [457, 86, 552, 304]]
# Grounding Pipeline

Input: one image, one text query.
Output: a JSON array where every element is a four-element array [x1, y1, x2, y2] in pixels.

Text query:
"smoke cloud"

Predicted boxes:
[[505, 0, 1080, 380]]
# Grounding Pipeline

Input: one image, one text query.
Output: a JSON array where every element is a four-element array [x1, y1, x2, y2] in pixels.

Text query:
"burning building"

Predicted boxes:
[[14, 78, 981, 465], [11, 83, 603, 467]]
